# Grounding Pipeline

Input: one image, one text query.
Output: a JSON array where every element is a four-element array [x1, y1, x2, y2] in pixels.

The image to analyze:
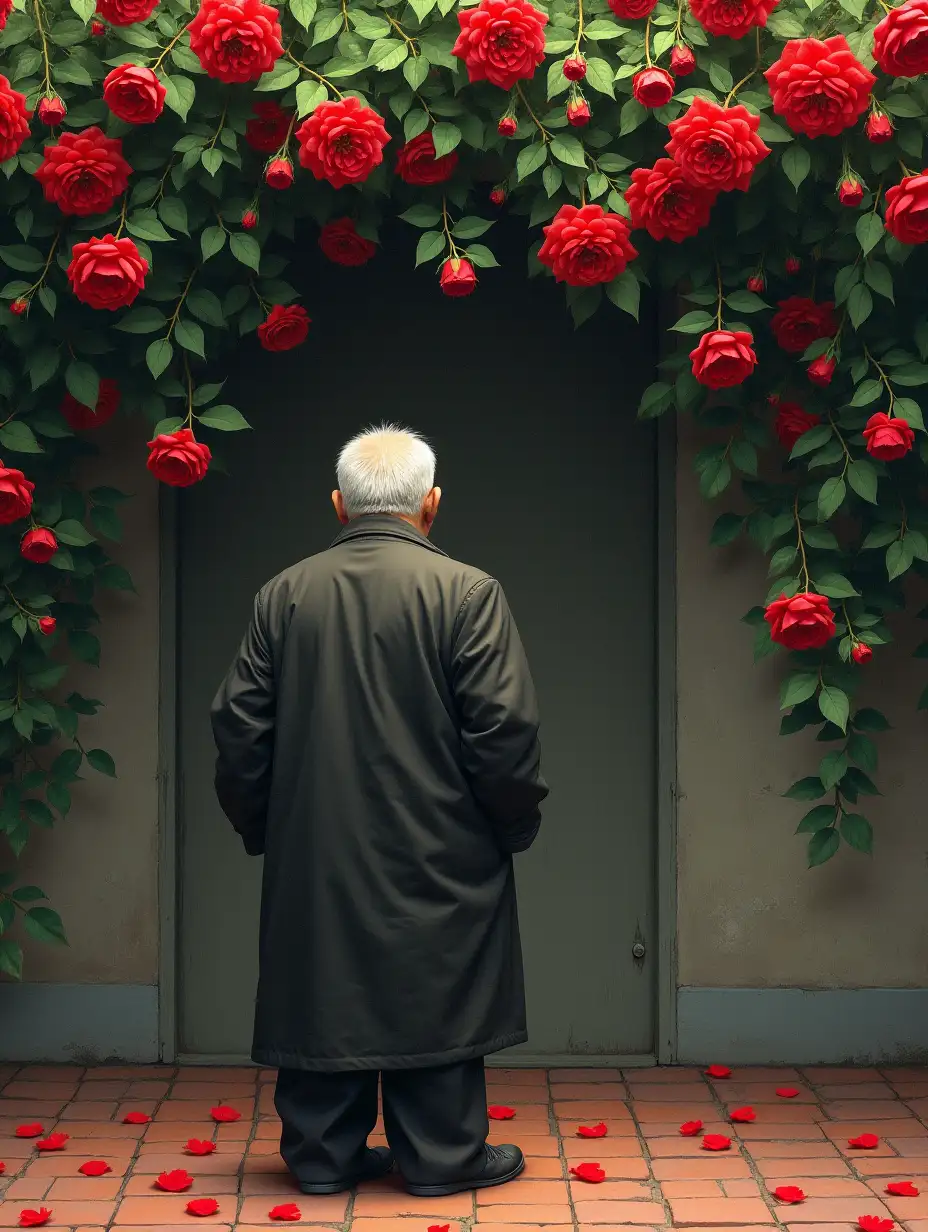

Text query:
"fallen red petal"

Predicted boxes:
[[18, 1211, 52, 1229], [886, 1182, 920, 1197], [123, 1111, 151, 1125], [849, 1134, 880, 1149], [858, 1217, 894, 1232], [487, 1105, 516, 1120], [157, 1169, 194, 1192], [186, 1198, 220, 1217], [730, 1106, 756, 1123], [679, 1120, 704, 1136], [428, 1226, 451, 1232], [210, 1106, 240, 1123], [15, 1125, 44, 1139], [0, 1162, 5, 1174], [776, 1087, 800, 1098], [570, 1162, 607, 1183], [78, 1160, 111, 1177], [35, 1134, 69, 1152], [706, 1064, 732, 1078], [269, 1204, 302, 1221], [185, 1139, 217, 1156], [773, 1186, 806, 1204], [702, 1134, 732, 1151], [577, 1122, 608, 1138]]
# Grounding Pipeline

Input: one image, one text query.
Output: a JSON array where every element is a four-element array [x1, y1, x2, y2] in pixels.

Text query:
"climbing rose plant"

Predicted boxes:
[[0, 0, 927, 974]]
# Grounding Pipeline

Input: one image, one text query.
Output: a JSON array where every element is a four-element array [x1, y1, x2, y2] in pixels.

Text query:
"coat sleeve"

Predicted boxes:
[[210, 590, 276, 856], [450, 577, 549, 854]]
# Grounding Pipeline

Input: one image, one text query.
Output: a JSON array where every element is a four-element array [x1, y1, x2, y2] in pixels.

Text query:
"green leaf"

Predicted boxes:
[[349, 10, 390, 37], [198, 404, 251, 431], [783, 776, 825, 800], [186, 289, 225, 328], [201, 148, 223, 177], [813, 573, 859, 599], [200, 225, 226, 262], [86, 748, 116, 778], [464, 244, 499, 269], [415, 231, 444, 266], [840, 812, 873, 853], [781, 671, 818, 709], [230, 233, 261, 272], [856, 213, 884, 256], [296, 79, 328, 117], [847, 283, 873, 329], [23, 905, 67, 945], [431, 122, 461, 159], [671, 310, 715, 334], [452, 216, 493, 240], [708, 61, 733, 92], [847, 458, 878, 504], [0, 244, 44, 273], [114, 306, 167, 334], [710, 512, 743, 546], [127, 211, 173, 243], [790, 423, 832, 457], [65, 361, 99, 410], [584, 56, 615, 96], [619, 97, 647, 136], [819, 750, 848, 790], [403, 55, 429, 90], [0, 938, 22, 979], [550, 135, 587, 168], [797, 803, 837, 833], [864, 260, 894, 303], [369, 39, 408, 71], [175, 318, 206, 358], [11, 885, 46, 903], [399, 204, 442, 228], [516, 143, 547, 180], [819, 684, 849, 732], [847, 731, 878, 774], [53, 518, 94, 547], [817, 476, 846, 521], [162, 74, 195, 122], [146, 338, 173, 380], [725, 290, 769, 313], [808, 827, 840, 866], [290, 0, 317, 27], [604, 270, 639, 320], [255, 61, 301, 91], [158, 197, 189, 236], [886, 537, 915, 580], [0, 422, 42, 454], [854, 707, 890, 732], [781, 143, 811, 190]]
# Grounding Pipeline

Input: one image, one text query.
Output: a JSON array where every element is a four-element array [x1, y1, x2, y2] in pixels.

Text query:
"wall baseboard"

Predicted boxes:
[[0, 983, 159, 1063], [677, 987, 928, 1065]]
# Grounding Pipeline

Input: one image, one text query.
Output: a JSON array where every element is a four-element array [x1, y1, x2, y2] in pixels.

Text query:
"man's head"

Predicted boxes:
[[333, 424, 441, 535]]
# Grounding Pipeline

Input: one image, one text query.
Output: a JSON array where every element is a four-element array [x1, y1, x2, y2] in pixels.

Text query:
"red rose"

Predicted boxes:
[[607, 0, 658, 16], [37, 95, 66, 126], [245, 101, 292, 152], [452, 0, 548, 90], [67, 234, 148, 310], [839, 176, 864, 206], [296, 97, 390, 189], [440, 257, 477, 298], [747, 273, 764, 291], [35, 128, 131, 216], [318, 218, 376, 267], [103, 64, 165, 123], [808, 354, 835, 385], [885, 171, 928, 243], [866, 111, 893, 142], [96, 0, 158, 23], [563, 56, 587, 80], [690, 329, 757, 388], [632, 66, 675, 108], [242, 209, 257, 229], [188, 0, 282, 83], [671, 43, 696, 74], [764, 592, 835, 650], [874, 0, 928, 75], [771, 297, 838, 353], [764, 36, 875, 138], [863, 411, 915, 459], [146, 428, 211, 488], [538, 203, 638, 286], [625, 158, 716, 242], [567, 97, 591, 126], [497, 115, 517, 136], [20, 528, 57, 564], [689, 0, 777, 37], [665, 98, 770, 192], [852, 643, 873, 664], [156, 1170, 193, 1192], [0, 76, 31, 163], [775, 401, 820, 450], [257, 304, 310, 351], [396, 131, 458, 185], [0, 462, 34, 524], [10, 298, 27, 315], [38, 616, 56, 636], [265, 156, 293, 189]]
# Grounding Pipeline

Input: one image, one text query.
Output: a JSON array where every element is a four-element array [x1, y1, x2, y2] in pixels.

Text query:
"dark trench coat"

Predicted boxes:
[[210, 515, 549, 1070]]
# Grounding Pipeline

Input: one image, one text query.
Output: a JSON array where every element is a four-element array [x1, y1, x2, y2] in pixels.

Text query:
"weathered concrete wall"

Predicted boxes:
[[676, 417, 928, 989], [18, 414, 161, 984]]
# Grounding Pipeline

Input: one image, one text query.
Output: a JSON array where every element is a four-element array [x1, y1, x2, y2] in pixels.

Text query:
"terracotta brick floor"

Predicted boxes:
[[1, 1064, 928, 1232]]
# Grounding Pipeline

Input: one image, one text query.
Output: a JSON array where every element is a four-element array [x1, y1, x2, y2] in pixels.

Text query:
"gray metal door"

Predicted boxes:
[[176, 226, 659, 1062]]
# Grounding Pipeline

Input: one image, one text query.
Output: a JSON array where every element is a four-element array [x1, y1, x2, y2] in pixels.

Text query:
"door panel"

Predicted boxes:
[[177, 222, 658, 1059]]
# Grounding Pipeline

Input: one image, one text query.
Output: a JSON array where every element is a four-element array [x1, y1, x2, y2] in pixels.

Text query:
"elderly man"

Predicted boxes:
[[211, 424, 548, 1198]]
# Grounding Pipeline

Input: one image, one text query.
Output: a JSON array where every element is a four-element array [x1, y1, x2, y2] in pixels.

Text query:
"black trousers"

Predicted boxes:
[[275, 1058, 489, 1187]]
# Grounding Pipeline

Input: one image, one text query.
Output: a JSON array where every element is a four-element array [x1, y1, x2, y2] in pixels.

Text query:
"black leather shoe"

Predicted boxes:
[[299, 1145, 395, 1195], [405, 1143, 525, 1197]]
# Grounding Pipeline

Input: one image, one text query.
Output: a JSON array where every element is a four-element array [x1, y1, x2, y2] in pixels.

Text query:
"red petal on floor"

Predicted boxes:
[[210, 1106, 241, 1123], [18, 1210, 52, 1228], [570, 1163, 607, 1183], [849, 1134, 880, 1149], [269, 1203, 302, 1221], [15, 1125, 44, 1139], [428, 1225, 451, 1232], [858, 1217, 894, 1232], [730, 1106, 756, 1123], [35, 1134, 68, 1152], [123, 1111, 151, 1125], [185, 1139, 218, 1156], [702, 1134, 732, 1151], [773, 1186, 806, 1204], [157, 1170, 194, 1192], [186, 1198, 220, 1217], [679, 1121, 704, 1137], [487, 1105, 516, 1120], [577, 1122, 608, 1138], [886, 1182, 920, 1197], [706, 1064, 732, 1078], [78, 1161, 111, 1177], [0, 1163, 4, 1174], [776, 1087, 800, 1098]]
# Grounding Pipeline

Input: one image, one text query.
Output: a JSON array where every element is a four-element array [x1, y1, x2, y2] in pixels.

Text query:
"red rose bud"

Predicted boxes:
[[567, 97, 591, 126], [242, 209, 258, 229], [632, 66, 675, 108], [671, 43, 696, 75], [440, 257, 477, 298], [807, 354, 836, 385], [265, 157, 294, 189], [37, 95, 66, 126], [765, 592, 835, 650], [38, 616, 56, 636], [852, 643, 873, 664], [863, 411, 915, 460], [839, 176, 864, 206], [20, 528, 57, 564], [10, 299, 27, 315], [563, 55, 587, 80], [785, 255, 801, 273], [490, 186, 507, 205], [91, 17, 104, 32], [747, 273, 764, 292], [497, 114, 517, 136], [866, 111, 893, 142]]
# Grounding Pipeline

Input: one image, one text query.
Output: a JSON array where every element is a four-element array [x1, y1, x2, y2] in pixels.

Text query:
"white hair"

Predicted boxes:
[[336, 423, 436, 518]]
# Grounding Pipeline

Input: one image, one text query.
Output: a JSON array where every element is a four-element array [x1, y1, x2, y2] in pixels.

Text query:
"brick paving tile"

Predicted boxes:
[[570, 1200, 666, 1223], [352, 1193, 475, 1217], [745, 1144, 842, 1159], [633, 1104, 717, 1122], [754, 1159, 853, 1179], [775, 1197, 893, 1222], [0, 1100, 69, 1118], [568, 1182, 652, 1200], [475, 1180, 569, 1204], [23, 1156, 134, 1177], [472, 1206, 572, 1223], [804, 1069, 884, 1084], [549, 1070, 623, 1083], [626, 1085, 712, 1102], [0, 1199, 117, 1226], [2, 1178, 53, 1200], [239, 1195, 350, 1222], [46, 1177, 124, 1200], [814, 1086, 896, 1101], [353, 1221, 466, 1232], [669, 1197, 775, 1224], [853, 1156, 928, 1176], [473, 1224, 572, 1232], [113, 1195, 232, 1223], [123, 1173, 241, 1196], [763, 1179, 872, 1198], [784, 1223, 865, 1232], [724, 1105, 824, 1125], [651, 1160, 753, 1181], [711, 1086, 817, 1105], [733, 1125, 827, 1142], [881, 1194, 928, 1218], [824, 1102, 916, 1121]]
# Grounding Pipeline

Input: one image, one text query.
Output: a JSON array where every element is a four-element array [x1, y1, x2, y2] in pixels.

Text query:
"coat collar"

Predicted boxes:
[[330, 514, 448, 557]]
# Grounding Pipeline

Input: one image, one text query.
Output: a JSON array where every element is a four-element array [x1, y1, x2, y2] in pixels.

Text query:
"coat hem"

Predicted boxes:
[[251, 1031, 528, 1072]]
